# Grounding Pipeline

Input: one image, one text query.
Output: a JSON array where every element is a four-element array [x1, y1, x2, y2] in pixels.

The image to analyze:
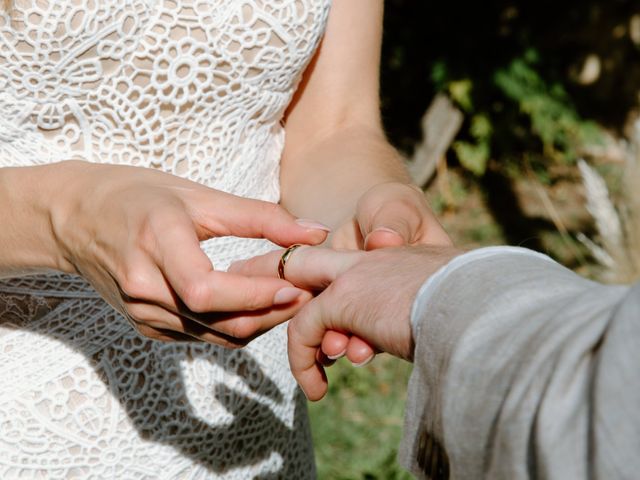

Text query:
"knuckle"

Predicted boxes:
[[136, 216, 156, 249], [259, 200, 281, 218], [329, 275, 352, 297], [181, 281, 210, 313], [240, 281, 265, 311], [120, 267, 155, 300], [325, 280, 354, 316], [259, 202, 287, 229]]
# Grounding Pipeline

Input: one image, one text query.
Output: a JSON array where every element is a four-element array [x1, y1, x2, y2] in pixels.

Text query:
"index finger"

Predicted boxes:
[[154, 212, 303, 312], [287, 301, 333, 401]]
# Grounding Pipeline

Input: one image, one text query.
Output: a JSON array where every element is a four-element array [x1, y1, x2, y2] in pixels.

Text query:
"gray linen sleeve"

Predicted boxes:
[[399, 248, 638, 479]]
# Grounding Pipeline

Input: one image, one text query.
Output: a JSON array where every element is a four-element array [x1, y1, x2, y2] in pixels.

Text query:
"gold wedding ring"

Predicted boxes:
[[278, 244, 303, 280]]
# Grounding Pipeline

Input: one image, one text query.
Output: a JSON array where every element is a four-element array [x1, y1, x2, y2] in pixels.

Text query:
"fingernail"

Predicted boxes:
[[296, 218, 332, 232], [352, 354, 375, 368], [327, 349, 347, 360], [273, 287, 304, 305]]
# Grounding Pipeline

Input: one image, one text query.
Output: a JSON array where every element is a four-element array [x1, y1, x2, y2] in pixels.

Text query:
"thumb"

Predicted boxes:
[[361, 205, 417, 251], [363, 227, 406, 251]]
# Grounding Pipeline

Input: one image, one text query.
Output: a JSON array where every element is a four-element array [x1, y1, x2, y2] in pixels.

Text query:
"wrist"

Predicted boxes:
[[280, 127, 410, 225], [0, 163, 79, 275], [408, 247, 466, 359]]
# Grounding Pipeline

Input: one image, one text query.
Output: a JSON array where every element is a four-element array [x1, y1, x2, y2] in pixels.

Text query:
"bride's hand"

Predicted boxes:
[[331, 182, 451, 251], [324, 181, 452, 362], [45, 161, 329, 346]]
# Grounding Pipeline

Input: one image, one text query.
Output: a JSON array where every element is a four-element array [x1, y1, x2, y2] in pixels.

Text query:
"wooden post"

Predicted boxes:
[[408, 93, 464, 187]]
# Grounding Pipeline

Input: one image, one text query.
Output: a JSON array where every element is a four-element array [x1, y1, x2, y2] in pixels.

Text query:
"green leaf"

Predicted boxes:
[[448, 79, 474, 112], [453, 141, 490, 175], [494, 53, 604, 163], [470, 113, 493, 140], [430, 60, 449, 91]]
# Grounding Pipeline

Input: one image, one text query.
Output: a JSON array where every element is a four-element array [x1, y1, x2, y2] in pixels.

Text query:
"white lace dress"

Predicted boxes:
[[0, 1, 331, 478]]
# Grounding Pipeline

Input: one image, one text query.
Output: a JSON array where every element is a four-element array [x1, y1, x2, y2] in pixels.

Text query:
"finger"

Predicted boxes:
[[138, 326, 201, 343], [129, 311, 201, 343], [229, 247, 365, 291], [127, 302, 224, 343], [139, 265, 311, 330], [186, 289, 313, 339], [136, 317, 243, 347], [288, 304, 331, 401], [345, 336, 377, 366], [363, 208, 451, 249], [153, 213, 305, 312], [174, 271, 306, 313], [128, 295, 312, 347], [357, 184, 451, 249], [321, 330, 350, 360], [190, 191, 331, 246]]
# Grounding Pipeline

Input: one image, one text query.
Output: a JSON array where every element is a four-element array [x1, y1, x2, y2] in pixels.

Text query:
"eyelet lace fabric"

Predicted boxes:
[[0, 1, 330, 478]]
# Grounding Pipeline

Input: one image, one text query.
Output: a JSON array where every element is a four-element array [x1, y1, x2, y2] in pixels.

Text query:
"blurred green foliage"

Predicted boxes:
[[380, 0, 640, 175], [437, 48, 605, 175], [493, 50, 603, 163]]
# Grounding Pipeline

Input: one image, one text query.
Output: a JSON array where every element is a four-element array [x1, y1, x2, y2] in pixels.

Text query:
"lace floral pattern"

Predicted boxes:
[[0, 0, 331, 477]]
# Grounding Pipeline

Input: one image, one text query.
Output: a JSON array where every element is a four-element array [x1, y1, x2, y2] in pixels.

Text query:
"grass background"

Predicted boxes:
[[309, 357, 413, 480]]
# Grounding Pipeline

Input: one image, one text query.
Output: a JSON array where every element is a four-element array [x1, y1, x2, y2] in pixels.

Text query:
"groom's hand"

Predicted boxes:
[[230, 246, 462, 400], [328, 182, 454, 362]]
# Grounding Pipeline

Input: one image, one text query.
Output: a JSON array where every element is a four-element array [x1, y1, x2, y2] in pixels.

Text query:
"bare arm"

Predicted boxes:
[[0, 161, 328, 344], [281, 0, 448, 248], [0, 164, 69, 277], [281, 0, 400, 225]]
